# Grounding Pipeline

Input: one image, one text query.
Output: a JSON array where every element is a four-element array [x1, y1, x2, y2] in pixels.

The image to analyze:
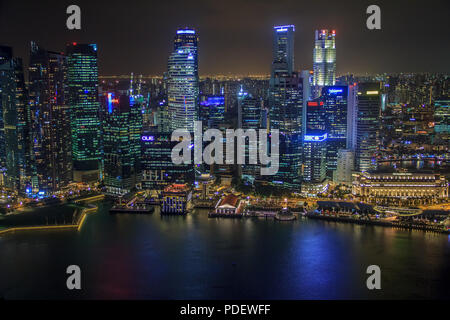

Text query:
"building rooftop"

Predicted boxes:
[[163, 183, 190, 193], [218, 194, 240, 208]]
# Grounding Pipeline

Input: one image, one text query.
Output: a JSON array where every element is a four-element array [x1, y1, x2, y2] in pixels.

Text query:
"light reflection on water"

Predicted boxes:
[[0, 202, 449, 299]]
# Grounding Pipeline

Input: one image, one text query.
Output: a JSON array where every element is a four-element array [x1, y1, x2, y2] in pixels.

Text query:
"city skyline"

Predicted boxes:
[[1, 0, 450, 76], [0, 0, 449, 303]]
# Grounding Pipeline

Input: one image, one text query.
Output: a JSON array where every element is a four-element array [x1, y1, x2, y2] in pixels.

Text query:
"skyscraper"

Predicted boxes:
[[355, 83, 381, 172], [269, 25, 303, 189], [28, 42, 72, 193], [346, 83, 358, 150], [434, 98, 449, 141], [321, 85, 348, 180], [66, 43, 101, 183], [0, 46, 34, 192], [141, 132, 194, 190], [167, 28, 199, 132], [302, 99, 328, 194], [199, 95, 225, 129], [103, 93, 142, 195], [313, 29, 336, 95], [237, 87, 261, 182], [272, 25, 295, 76]]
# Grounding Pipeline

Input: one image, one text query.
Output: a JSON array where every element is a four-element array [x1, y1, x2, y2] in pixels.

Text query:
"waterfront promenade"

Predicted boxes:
[[0, 198, 100, 235]]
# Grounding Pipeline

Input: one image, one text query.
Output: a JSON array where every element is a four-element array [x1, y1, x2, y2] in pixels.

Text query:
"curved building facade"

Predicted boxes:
[[167, 29, 199, 132]]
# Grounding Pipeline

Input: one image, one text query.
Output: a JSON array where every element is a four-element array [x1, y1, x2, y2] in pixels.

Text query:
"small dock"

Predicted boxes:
[[306, 213, 450, 234], [109, 206, 154, 214], [160, 210, 187, 216], [208, 212, 243, 218]]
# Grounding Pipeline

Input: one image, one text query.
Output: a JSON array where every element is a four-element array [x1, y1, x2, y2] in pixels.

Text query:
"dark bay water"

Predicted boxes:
[[1, 202, 449, 299]]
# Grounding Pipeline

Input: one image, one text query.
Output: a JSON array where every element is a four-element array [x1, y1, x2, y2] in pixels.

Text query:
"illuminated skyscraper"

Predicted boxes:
[[321, 85, 348, 179], [271, 25, 295, 76], [103, 93, 142, 195], [141, 132, 193, 190], [167, 28, 199, 132], [346, 83, 358, 150], [355, 83, 381, 172], [269, 25, 303, 189], [434, 98, 449, 140], [313, 29, 336, 92], [28, 42, 72, 193], [199, 95, 225, 129], [66, 43, 101, 183], [302, 99, 328, 195], [237, 87, 261, 182], [0, 46, 34, 192]]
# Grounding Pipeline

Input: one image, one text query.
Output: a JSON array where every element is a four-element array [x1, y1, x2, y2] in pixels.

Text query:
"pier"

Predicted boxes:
[[109, 206, 154, 214], [306, 213, 450, 234]]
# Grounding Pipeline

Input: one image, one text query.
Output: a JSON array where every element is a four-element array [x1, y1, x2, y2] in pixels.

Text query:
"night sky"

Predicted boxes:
[[1, 0, 449, 76]]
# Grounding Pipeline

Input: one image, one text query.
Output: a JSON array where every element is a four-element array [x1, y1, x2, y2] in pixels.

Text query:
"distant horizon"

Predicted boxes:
[[97, 72, 449, 78]]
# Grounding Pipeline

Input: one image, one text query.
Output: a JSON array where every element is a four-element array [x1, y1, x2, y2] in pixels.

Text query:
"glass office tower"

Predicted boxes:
[[434, 98, 449, 139], [237, 87, 261, 182], [269, 25, 303, 189], [103, 93, 142, 195], [167, 28, 199, 132], [199, 95, 225, 129], [355, 83, 381, 172], [321, 85, 348, 180], [0, 46, 34, 193], [302, 99, 328, 195], [272, 25, 295, 76], [66, 43, 101, 183], [313, 29, 336, 96], [29, 42, 72, 194], [141, 132, 194, 190]]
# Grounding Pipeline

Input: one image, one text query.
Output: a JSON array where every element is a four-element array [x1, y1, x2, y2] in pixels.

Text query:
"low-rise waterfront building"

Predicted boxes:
[[352, 172, 448, 206], [214, 194, 244, 216], [161, 183, 192, 214]]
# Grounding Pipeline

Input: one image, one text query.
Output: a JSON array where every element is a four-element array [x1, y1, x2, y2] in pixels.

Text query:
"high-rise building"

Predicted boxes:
[[167, 28, 199, 132], [152, 96, 171, 133], [237, 87, 261, 182], [237, 87, 260, 130], [199, 95, 225, 129], [301, 70, 313, 137], [335, 149, 354, 186], [103, 93, 142, 195], [313, 29, 336, 95], [269, 25, 303, 189], [321, 85, 348, 179], [28, 42, 72, 194], [434, 98, 449, 140], [302, 99, 328, 194], [346, 83, 358, 150], [0, 46, 34, 192], [141, 132, 194, 190], [272, 25, 295, 76], [355, 83, 381, 172], [66, 43, 101, 183]]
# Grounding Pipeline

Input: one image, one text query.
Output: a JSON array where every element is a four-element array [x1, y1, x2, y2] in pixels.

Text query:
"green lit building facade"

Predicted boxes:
[[103, 93, 142, 195], [66, 43, 101, 183]]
